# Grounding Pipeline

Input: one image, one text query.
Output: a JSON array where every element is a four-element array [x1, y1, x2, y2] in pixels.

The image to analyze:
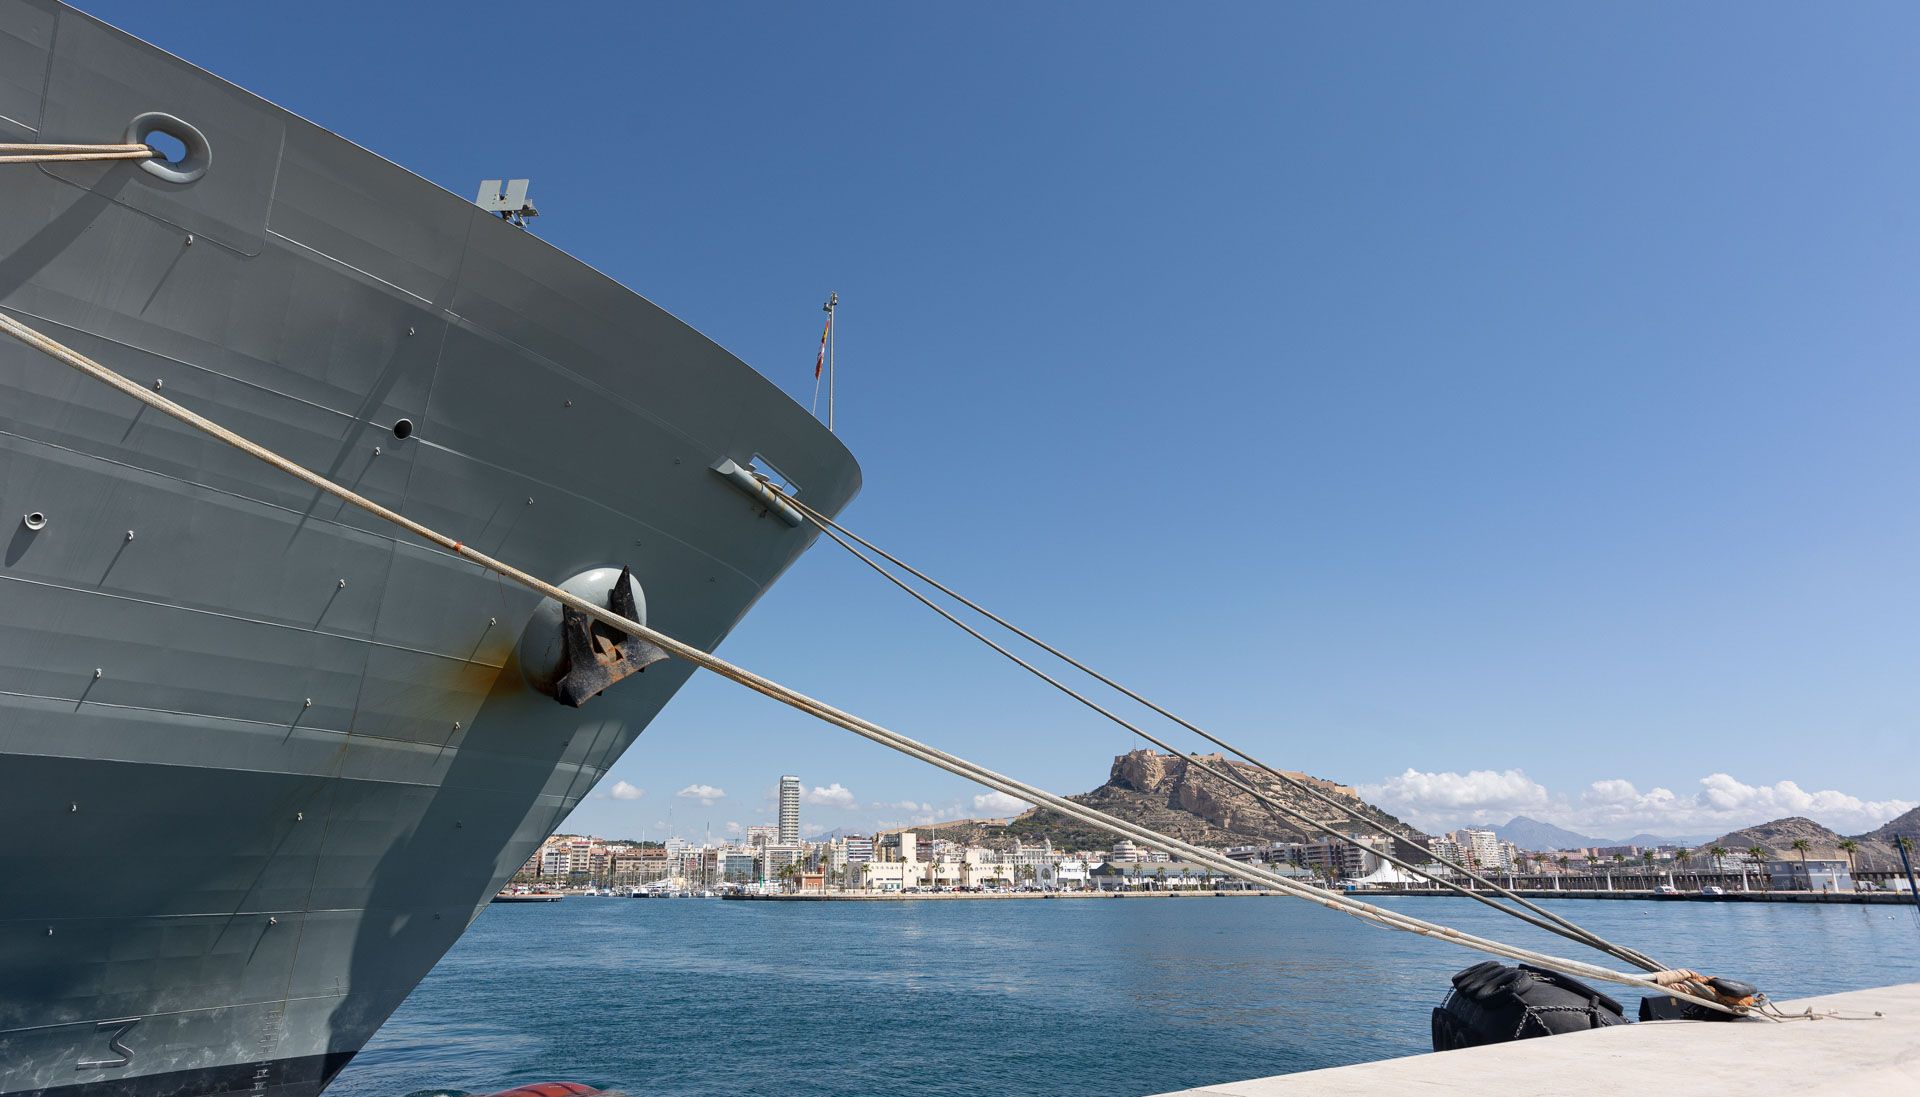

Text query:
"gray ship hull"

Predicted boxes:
[[0, 3, 860, 1094]]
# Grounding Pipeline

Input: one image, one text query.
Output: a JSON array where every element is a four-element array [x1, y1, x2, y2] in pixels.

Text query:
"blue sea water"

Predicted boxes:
[[328, 895, 1920, 1097]]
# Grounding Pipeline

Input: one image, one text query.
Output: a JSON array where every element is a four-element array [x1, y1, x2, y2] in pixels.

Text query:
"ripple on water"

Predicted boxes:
[[330, 896, 1920, 1097]]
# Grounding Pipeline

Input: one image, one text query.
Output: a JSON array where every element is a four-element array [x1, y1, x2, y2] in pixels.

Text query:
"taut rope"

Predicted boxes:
[[0, 308, 1749, 1018], [0, 142, 156, 164], [773, 493, 1669, 973], [771, 487, 1673, 973]]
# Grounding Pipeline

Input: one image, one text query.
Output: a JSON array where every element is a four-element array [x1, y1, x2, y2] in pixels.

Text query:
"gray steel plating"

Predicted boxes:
[[0, 3, 861, 1094]]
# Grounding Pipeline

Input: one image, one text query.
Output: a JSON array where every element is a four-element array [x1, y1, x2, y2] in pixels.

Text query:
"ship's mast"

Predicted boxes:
[[825, 291, 839, 433]]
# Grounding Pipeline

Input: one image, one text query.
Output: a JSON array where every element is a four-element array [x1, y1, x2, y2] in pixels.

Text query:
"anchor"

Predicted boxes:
[[552, 566, 668, 706]]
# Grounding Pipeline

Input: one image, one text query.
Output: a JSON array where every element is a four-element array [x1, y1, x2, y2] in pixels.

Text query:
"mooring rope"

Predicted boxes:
[[770, 488, 1673, 974], [0, 142, 156, 164], [0, 308, 1749, 1018], [775, 500, 1668, 973]]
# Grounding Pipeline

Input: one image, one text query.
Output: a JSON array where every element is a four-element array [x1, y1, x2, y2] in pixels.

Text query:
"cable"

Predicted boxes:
[[803, 517, 1662, 969], [775, 489, 1669, 973]]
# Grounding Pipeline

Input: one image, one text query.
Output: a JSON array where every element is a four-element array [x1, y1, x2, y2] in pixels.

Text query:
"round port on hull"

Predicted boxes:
[[21, 512, 47, 531]]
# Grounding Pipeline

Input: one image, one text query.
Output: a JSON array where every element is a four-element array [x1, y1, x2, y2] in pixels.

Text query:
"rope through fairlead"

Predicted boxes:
[[0, 308, 1751, 1019], [770, 487, 1675, 975], [0, 142, 156, 164]]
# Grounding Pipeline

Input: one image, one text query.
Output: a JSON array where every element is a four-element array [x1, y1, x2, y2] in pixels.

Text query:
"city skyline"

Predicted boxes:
[[568, 757, 1914, 850]]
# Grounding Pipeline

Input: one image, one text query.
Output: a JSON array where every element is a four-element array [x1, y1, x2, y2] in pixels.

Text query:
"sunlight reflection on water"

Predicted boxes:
[[334, 896, 1920, 1097]]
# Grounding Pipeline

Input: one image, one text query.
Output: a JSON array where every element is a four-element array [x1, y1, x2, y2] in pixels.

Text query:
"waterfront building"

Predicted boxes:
[[1298, 834, 1390, 880], [610, 850, 670, 885], [1090, 862, 1245, 891], [745, 824, 779, 849], [762, 843, 807, 883], [845, 835, 875, 865], [856, 861, 918, 892], [1055, 858, 1092, 889], [1455, 829, 1504, 871], [878, 830, 919, 864], [720, 850, 757, 884], [1768, 856, 1855, 893], [780, 774, 802, 844]]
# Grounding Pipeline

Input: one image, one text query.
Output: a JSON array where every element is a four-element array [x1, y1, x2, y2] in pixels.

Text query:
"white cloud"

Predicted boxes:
[[972, 791, 1031, 816], [724, 821, 743, 835], [610, 781, 644, 801], [802, 783, 857, 809], [1363, 768, 1916, 837], [677, 783, 726, 806], [1361, 769, 1552, 829], [873, 799, 933, 813], [1575, 774, 1916, 836]]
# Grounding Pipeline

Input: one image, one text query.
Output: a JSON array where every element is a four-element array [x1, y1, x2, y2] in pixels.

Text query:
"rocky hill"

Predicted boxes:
[[1858, 806, 1920, 848], [1706, 813, 1917, 871], [1709, 816, 1846, 855], [988, 749, 1425, 855]]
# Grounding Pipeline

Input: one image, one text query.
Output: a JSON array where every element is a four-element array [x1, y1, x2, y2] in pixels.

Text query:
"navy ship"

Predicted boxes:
[[0, 2, 859, 1093]]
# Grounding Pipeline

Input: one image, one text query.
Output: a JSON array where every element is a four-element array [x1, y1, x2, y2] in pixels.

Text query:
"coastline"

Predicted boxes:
[[713, 888, 1915, 904]]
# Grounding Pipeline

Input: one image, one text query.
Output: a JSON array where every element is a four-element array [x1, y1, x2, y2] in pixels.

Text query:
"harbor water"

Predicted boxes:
[[328, 895, 1920, 1097]]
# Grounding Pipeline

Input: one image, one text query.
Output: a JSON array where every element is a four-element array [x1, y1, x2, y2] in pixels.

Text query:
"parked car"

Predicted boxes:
[[1700, 885, 1726, 896], [1652, 884, 1681, 895]]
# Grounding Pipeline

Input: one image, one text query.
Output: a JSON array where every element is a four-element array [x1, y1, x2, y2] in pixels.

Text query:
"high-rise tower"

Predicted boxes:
[[779, 774, 802, 844]]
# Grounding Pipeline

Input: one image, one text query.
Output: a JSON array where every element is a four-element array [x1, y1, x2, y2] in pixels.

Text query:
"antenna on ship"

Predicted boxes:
[[475, 179, 539, 227], [811, 292, 839, 431]]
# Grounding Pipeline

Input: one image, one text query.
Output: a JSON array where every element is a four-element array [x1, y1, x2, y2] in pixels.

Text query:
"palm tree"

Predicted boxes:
[[1674, 848, 1692, 885], [1710, 844, 1729, 879], [1790, 838, 1813, 891], [1837, 839, 1859, 876], [1747, 846, 1769, 891]]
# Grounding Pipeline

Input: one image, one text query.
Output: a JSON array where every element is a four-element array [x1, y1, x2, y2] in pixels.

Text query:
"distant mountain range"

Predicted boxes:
[[1486, 816, 1718, 850], [1479, 810, 1920, 868]]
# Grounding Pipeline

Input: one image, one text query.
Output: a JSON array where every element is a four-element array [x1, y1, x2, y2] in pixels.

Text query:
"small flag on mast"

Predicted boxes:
[[813, 313, 831, 380]]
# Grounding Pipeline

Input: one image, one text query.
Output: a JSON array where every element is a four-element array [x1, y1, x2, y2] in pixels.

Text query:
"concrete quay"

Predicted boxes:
[[1153, 981, 1920, 1097]]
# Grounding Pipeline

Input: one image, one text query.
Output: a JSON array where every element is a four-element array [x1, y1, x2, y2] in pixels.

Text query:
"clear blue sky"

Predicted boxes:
[[87, 2, 1919, 840]]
